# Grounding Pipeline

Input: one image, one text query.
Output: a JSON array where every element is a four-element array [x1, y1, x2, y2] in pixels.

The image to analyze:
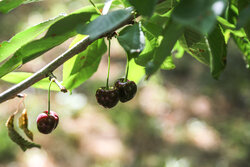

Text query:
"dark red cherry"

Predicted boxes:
[[95, 87, 119, 108], [36, 111, 59, 134], [114, 78, 137, 103]]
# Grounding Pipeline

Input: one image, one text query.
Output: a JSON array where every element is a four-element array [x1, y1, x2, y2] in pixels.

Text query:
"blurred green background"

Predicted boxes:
[[0, 0, 250, 167]]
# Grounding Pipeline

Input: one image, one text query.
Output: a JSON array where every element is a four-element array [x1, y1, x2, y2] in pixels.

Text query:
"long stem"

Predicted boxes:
[[47, 79, 54, 115], [106, 40, 111, 90]]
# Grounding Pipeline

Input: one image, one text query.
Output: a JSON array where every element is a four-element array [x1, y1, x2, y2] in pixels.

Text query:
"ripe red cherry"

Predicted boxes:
[[95, 87, 119, 108], [36, 111, 59, 134], [114, 78, 137, 103]]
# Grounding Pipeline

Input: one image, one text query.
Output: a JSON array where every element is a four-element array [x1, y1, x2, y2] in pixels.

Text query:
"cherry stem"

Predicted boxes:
[[106, 39, 111, 90], [47, 79, 54, 115], [124, 55, 130, 82], [49, 74, 68, 93]]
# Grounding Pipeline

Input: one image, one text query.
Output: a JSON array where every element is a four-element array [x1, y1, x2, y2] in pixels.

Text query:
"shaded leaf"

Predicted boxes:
[[207, 24, 227, 79], [128, 0, 158, 17], [77, 8, 133, 40], [172, 0, 227, 34], [135, 27, 158, 66], [146, 20, 184, 76], [117, 23, 145, 60], [1, 72, 60, 91], [63, 35, 107, 91], [179, 28, 210, 65], [233, 30, 250, 69]]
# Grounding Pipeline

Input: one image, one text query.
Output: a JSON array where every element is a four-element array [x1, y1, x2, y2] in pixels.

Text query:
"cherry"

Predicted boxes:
[[95, 87, 119, 108], [114, 78, 137, 103], [36, 111, 59, 134]]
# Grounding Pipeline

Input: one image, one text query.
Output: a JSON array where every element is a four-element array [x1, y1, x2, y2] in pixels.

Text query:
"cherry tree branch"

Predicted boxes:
[[0, 14, 134, 104]]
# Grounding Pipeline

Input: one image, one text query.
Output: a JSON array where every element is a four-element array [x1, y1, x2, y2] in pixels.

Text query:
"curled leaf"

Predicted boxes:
[[6, 114, 41, 151], [19, 109, 33, 141]]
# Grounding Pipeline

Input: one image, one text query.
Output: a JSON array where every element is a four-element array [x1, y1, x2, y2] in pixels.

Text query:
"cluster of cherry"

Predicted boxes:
[[96, 78, 137, 108]]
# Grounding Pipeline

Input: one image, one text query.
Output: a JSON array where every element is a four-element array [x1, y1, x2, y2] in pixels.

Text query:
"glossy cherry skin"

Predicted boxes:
[[95, 87, 119, 108], [36, 111, 59, 134], [114, 78, 137, 103]]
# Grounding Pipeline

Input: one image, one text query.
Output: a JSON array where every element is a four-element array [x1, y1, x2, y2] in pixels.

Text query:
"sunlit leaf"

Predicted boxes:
[[0, 14, 64, 63], [1, 72, 60, 91], [0, 0, 40, 13], [0, 5, 101, 78], [63, 35, 107, 91]]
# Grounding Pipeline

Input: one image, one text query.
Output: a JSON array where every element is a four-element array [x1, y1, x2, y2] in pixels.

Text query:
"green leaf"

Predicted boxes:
[[179, 28, 210, 66], [172, 0, 227, 34], [0, 0, 40, 13], [1, 72, 60, 91], [0, 5, 101, 78], [146, 20, 184, 76], [0, 15, 64, 63], [128, 0, 158, 17], [63, 36, 107, 91], [172, 40, 185, 59], [160, 56, 176, 70], [128, 59, 145, 83], [77, 8, 133, 40], [117, 23, 145, 60], [207, 24, 227, 79], [155, 0, 178, 14], [237, 2, 250, 40], [233, 30, 250, 69], [135, 27, 158, 66]]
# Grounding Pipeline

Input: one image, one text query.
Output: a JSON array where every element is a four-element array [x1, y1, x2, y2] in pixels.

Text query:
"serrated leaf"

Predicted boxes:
[[0, 5, 101, 78], [1, 72, 60, 91], [146, 20, 184, 76], [179, 28, 210, 66], [117, 23, 145, 60], [63, 36, 107, 91], [0, 14, 64, 63], [0, 0, 40, 13], [77, 8, 133, 40], [207, 24, 227, 79], [128, 0, 158, 17], [172, 0, 227, 34], [233, 30, 250, 69]]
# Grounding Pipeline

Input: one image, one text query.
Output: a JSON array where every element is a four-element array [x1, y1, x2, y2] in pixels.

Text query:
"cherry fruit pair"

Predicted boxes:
[[96, 78, 137, 108]]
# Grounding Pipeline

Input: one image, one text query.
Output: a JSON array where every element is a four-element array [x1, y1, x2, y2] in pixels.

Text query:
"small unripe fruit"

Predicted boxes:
[[36, 111, 59, 134], [95, 87, 119, 108], [114, 78, 137, 103]]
